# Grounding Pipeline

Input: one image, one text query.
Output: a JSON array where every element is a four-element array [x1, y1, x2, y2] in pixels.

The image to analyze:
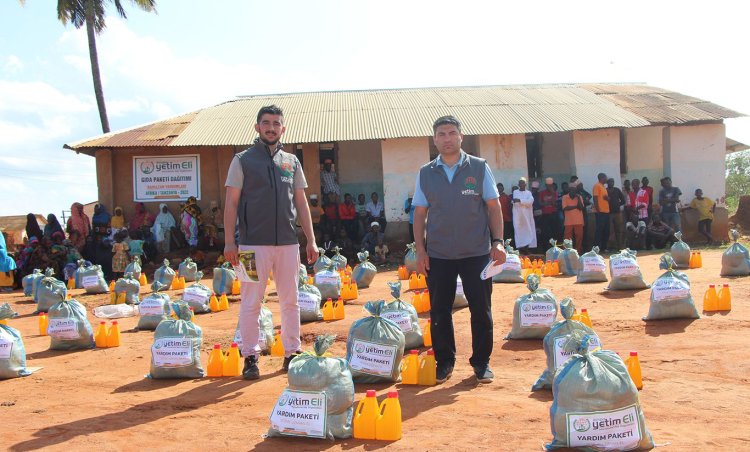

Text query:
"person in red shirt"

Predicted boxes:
[[323, 192, 339, 236], [539, 177, 559, 248], [497, 183, 513, 241], [641, 176, 654, 218], [338, 193, 358, 241]]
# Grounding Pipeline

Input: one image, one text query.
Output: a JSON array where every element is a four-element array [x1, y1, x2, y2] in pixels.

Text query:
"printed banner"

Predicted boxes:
[[133, 155, 200, 202]]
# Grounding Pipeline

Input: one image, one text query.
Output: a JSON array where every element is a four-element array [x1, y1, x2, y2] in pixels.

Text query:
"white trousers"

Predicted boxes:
[[238, 244, 301, 358]]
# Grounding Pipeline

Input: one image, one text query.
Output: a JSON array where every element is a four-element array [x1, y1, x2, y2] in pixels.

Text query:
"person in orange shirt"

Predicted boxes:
[[338, 193, 358, 241], [592, 172, 610, 252], [562, 182, 585, 253]]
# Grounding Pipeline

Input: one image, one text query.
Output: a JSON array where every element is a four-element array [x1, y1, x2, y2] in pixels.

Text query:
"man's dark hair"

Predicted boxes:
[[433, 115, 462, 134], [256, 105, 284, 124]]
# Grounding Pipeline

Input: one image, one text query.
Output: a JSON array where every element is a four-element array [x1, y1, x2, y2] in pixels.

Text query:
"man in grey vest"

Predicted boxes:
[[224, 105, 318, 380], [412, 115, 506, 384]]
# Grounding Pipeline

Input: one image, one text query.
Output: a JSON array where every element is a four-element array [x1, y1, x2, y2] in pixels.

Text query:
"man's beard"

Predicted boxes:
[[260, 135, 279, 146]]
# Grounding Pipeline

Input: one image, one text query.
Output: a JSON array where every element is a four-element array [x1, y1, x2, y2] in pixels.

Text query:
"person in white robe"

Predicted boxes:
[[152, 203, 176, 254], [512, 178, 537, 250]]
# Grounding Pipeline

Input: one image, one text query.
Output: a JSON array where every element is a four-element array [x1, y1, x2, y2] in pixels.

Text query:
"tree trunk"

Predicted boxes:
[[86, 18, 110, 133]]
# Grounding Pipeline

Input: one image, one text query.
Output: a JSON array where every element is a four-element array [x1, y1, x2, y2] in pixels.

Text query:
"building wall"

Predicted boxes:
[[337, 139, 383, 200], [540, 131, 573, 184], [478, 134, 528, 188], [624, 126, 664, 184], [665, 123, 726, 201], [381, 137, 430, 239], [571, 128, 621, 191]]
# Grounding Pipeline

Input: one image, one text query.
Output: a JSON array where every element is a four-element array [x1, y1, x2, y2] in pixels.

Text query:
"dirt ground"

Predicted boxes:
[[1, 249, 749, 451]]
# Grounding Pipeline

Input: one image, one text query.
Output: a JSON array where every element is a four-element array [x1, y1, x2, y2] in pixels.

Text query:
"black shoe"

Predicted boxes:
[[282, 350, 303, 372], [473, 365, 494, 383], [242, 356, 260, 380], [436, 364, 454, 384]]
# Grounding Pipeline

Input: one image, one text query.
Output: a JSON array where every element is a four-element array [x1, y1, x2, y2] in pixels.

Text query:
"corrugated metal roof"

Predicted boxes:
[[66, 83, 743, 153], [579, 84, 744, 125]]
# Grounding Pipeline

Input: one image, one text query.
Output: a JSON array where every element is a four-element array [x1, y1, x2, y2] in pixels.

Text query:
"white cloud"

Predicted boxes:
[[0, 80, 92, 115], [2, 55, 23, 75]]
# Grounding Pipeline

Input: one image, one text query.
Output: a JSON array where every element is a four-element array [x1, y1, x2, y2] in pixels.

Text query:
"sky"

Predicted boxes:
[[2, 0, 750, 217]]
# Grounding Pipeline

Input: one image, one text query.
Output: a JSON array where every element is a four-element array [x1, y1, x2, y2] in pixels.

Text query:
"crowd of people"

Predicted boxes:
[[494, 174, 717, 255], [308, 191, 389, 263], [4, 198, 226, 289]]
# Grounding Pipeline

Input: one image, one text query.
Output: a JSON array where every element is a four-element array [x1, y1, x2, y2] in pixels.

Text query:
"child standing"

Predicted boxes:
[[112, 231, 129, 279], [128, 230, 145, 261], [687, 188, 716, 245]]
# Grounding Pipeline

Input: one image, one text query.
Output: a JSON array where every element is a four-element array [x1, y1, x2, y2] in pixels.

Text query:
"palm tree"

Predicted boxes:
[[22, 0, 157, 133]]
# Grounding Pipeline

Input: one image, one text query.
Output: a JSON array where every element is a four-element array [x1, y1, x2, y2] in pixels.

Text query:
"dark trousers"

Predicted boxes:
[[594, 212, 610, 252], [698, 219, 713, 243], [503, 221, 514, 242], [341, 219, 358, 241], [540, 213, 559, 247], [427, 254, 493, 369]]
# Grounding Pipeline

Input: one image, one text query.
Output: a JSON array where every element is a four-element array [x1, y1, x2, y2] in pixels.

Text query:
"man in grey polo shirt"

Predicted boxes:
[[224, 105, 318, 380], [412, 115, 506, 384]]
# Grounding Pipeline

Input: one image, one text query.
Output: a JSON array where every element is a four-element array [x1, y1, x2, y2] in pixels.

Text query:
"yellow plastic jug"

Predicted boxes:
[[418, 349, 436, 386], [353, 389, 379, 440], [400, 350, 419, 385], [412, 291, 423, 313], [95, 321, 108, 348], [423, 318, 432, 347], [223, 342, 242, 377], [209, 294, 220, 312], [207, 344, 224, 377], [579, 308, 592, 328], [703, 284, 719, 312], [106, 321, 121, 347], [270, 332, 285, 357], [322, 298, 334, 321], [231, 278, 241, 295], [139, 273, 148, 286], [334, 298, 345, 320], [375, 391, 402, 441], [718, 283, 731, 311], [38, 312, 48, 336], [219, 293, 230, 311], [625, 351, 643, 390], [408, 272, 418, 291]]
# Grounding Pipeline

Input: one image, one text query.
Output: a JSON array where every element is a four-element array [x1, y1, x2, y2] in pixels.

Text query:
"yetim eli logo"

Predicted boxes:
[[462, 176, 478, 195], [355, 343, 366, 354], [140, 161, 155, 174], [574, 418, 591, 432]]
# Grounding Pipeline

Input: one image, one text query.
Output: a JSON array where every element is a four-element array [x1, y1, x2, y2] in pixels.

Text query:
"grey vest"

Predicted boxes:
[[236, 141, 300, 246], [419, 153, 491, 259]]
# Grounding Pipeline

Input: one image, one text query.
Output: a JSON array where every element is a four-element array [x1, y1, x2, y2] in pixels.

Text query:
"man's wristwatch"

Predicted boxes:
[[491, 238, 503, 245]]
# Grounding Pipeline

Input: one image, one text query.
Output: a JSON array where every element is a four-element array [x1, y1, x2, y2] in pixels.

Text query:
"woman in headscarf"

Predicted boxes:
[[91, 204, 111, 242], [43, 214, 64, 239], [66, 202, 91, 251], [25, 213, 43, 242], [0, 232, 17, 292], [180, 197, 202, 249], [152, 203, 176, 254], [129, 202, 155, 233]]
